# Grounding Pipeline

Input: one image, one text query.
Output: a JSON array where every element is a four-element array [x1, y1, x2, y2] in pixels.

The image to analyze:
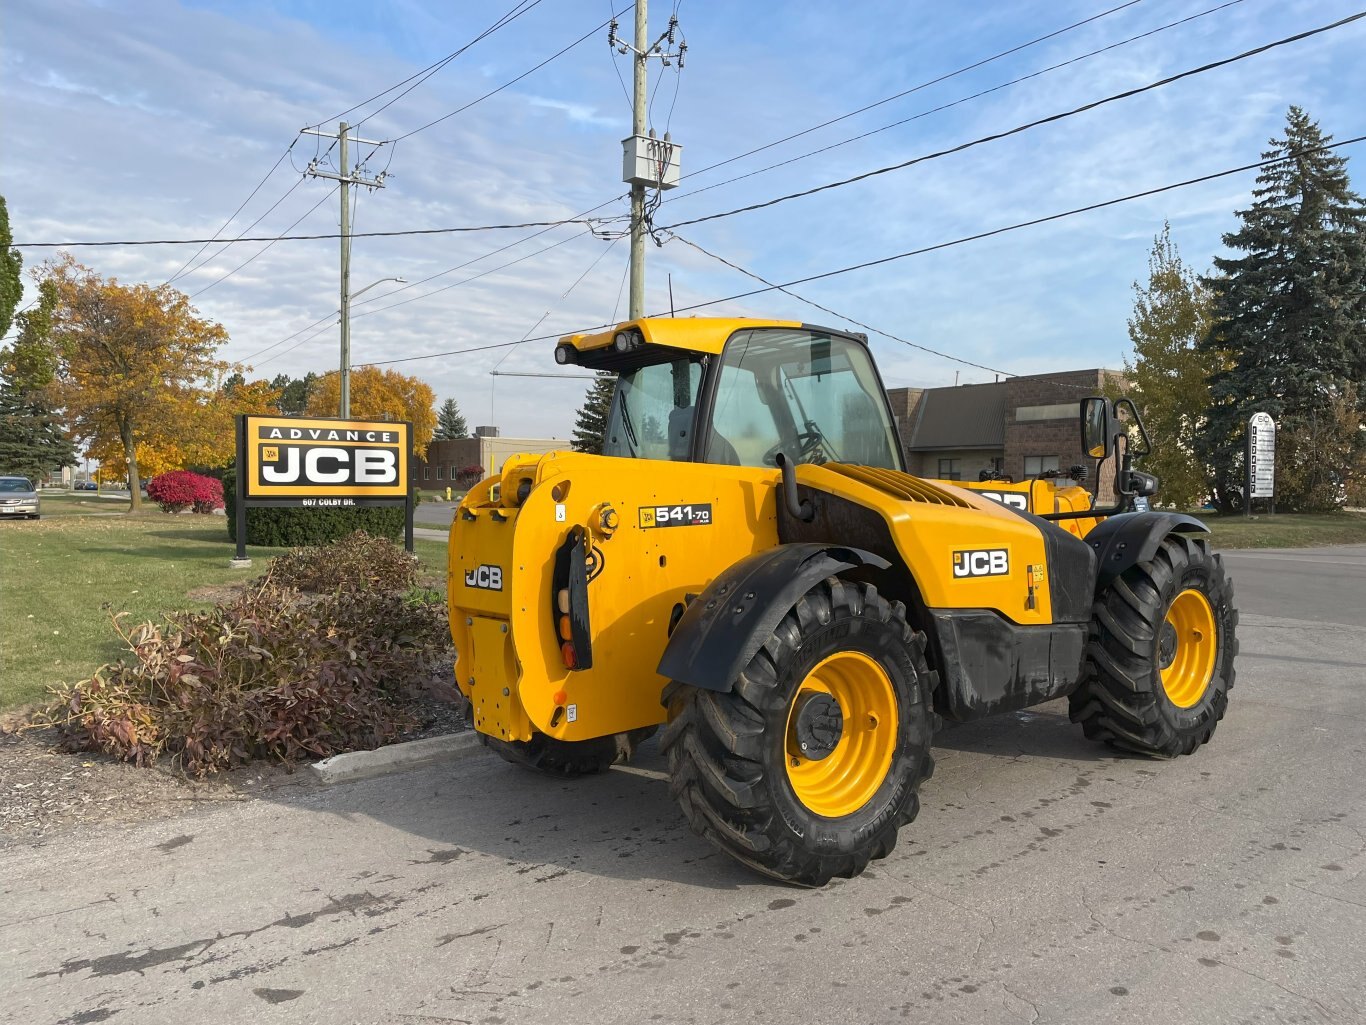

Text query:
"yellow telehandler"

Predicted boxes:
[[447, 318, 1238, 885]]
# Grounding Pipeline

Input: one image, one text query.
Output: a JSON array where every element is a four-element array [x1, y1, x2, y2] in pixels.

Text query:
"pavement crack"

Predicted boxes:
[[1286, 881, 1366, 911], [1001, 982, 1041, 1024]]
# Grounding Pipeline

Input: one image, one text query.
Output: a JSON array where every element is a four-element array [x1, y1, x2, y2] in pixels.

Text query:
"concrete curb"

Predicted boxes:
[[310, 731, 483, 786]]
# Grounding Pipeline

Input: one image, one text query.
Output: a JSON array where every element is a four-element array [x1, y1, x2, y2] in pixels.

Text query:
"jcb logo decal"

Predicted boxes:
[[260, 445, 398, 485], [978, 491, 1028, 511], [953, 549, 1010, 578], [464, 564, 503, 590]]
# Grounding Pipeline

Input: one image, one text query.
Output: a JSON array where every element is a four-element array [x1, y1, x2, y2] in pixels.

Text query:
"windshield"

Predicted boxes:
[[602, 359, 704, 460], [0, 478, 34, 493], [705, 329, 901, 470]]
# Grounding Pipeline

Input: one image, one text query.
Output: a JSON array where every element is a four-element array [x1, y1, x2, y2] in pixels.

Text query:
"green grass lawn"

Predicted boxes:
[[1193, 510, 1366, 549], [0, 506, 450, 713]]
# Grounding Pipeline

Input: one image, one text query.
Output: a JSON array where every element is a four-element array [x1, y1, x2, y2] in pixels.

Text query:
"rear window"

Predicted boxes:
[[0, 478, 34, 492]]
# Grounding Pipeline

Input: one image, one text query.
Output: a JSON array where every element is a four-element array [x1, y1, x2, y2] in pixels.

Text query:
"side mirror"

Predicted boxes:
[[1080, 397, 1110, 459]]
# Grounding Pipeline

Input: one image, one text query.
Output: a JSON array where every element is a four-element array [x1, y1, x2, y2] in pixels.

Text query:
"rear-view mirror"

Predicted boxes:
[[1081, 398, 1110, 460]]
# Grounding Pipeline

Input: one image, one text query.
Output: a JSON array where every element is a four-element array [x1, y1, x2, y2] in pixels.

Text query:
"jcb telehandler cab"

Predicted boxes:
[[447, 318, 1238, 885]]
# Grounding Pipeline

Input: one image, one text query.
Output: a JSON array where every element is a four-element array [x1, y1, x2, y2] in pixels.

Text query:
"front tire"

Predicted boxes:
[[661, 578, 935, 886], [1070, 533, 1237, 757]]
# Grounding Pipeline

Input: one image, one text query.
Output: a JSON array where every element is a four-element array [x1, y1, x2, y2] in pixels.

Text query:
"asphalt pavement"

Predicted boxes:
[[3, 546, 1364, 1025]]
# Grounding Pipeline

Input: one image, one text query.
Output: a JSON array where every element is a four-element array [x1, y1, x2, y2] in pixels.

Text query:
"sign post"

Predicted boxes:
[[230, 415, 415, 565], [1245, 411, 1276, 518]]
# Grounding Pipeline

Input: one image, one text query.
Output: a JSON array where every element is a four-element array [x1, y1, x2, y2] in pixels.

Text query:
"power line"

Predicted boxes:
[[354, 0, 548, 131], [676, 0, 1146, 188], [661, 0, 1246, 209], [348, 228, 598, 321], [391, 4, 635, 142], [12, 216, 610, 249], [663, 134, 1366, 312], [661, 11, 1366, 231], [251, 317, 340, 371], [306, 0, 546, 131], [354, 134, 1366, 369], [163, 139, 299, 285], [238, 309, 338, 365], [171, 175, 307, 283], [188, 186, 339, 300], [666, 234, 1012, 376], [242, 226, 610, 368]]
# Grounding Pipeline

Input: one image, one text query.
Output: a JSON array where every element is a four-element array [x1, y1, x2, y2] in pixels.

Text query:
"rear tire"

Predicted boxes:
[[1070, 533, 1237, 757], [485, 727, 654, 779], [661, 578, 936, 886]]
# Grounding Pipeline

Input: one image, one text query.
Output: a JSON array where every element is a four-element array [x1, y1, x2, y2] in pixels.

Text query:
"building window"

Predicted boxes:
[[1015, 402, 1076, 422], [423, 467, 430, 480], [436, 466, 444, 479], [1024, 455, 1060, 477], [938, 458, 961, 481]]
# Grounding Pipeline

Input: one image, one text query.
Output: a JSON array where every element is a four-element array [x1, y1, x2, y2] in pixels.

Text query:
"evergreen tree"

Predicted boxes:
[[1122, 224, 1218, 510], [0, 279, 59, 393], [1198, 106, 1366, 511], [570, 373, 616, 454], [0, 195, 21, 338], [0, 378, 76, 482], [271, 371, 317, 414], [435, 397, 469, 439]]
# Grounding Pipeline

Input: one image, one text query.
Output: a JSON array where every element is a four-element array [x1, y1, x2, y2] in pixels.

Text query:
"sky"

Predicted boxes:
[[4, 0, 1364, 439]]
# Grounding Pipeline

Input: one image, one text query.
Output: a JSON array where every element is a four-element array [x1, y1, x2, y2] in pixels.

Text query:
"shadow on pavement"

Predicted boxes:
[[263, 707, 1122, 891]]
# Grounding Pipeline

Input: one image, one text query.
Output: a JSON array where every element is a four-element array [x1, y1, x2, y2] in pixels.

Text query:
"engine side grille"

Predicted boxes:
[[823, 463, 972, 508]]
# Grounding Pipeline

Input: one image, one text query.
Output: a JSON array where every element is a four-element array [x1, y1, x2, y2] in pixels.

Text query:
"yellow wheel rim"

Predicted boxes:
[[1159, 588, 1218, 708], [784, 651, 898, 818]]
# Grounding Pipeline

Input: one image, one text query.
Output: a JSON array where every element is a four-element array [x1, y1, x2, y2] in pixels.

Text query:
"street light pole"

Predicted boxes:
[[340, 276, 405, 416]]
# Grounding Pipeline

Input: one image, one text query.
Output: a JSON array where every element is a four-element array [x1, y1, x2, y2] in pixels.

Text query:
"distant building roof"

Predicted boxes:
[[906, 381, 1009, 450]]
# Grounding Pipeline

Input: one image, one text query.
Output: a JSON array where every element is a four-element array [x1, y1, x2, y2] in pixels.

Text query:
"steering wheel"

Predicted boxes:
[[763, 429, 826, 467]]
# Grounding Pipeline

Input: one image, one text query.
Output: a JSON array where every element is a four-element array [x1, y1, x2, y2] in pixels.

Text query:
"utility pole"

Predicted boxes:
[[302, 122, 387, 418], [628, 3, 648, 320], [611, 3, 684, 321]]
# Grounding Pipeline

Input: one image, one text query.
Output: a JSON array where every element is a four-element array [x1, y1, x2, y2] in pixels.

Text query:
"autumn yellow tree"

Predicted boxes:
[[306, 367, 436, 457], [38, 256, 230, 509], [83, 377, 282, 479]]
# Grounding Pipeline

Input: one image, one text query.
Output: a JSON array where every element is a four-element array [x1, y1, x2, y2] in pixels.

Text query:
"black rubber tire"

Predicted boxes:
[[1070, 533, 1238, 757], [660, 578, 936, 886], [484, 726, 654, 779]]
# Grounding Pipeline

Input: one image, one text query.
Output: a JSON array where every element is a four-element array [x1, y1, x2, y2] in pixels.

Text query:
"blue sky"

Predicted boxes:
[[4, 0, 1364, 437]]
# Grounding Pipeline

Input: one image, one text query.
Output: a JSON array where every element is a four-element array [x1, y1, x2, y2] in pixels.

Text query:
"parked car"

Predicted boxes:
[[75, 480, 98, 491], [0, 476, 41, 519]]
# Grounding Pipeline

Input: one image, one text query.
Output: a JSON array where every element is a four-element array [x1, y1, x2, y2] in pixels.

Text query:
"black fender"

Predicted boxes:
[[1085, 511, 1210, 590], [657, 543, 890, 693]]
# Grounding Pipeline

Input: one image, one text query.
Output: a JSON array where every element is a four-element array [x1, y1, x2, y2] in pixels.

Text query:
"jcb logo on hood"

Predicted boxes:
[[953, 549, 1010, 578], [465, 564, 503, 590]]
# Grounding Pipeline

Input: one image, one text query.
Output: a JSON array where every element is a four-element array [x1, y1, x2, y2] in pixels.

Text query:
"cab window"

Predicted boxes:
[[603, 359, 703, 460], [705, 329, 902, 470]]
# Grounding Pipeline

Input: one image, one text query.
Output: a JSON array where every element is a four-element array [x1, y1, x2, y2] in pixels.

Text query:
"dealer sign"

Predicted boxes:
[[242, 416, 410, 499]]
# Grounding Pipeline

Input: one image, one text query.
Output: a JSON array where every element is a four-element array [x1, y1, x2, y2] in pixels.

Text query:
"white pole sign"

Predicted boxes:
[[1248, 412, 1276, 499]]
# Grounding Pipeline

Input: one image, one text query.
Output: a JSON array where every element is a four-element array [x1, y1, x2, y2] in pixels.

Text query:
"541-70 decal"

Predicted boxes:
[[639, 503, 713, 528]]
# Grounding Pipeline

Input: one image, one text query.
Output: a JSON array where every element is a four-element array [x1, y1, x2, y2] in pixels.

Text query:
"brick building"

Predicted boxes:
[[887, 368, 1125, 496], [413, 427, 565, 491]]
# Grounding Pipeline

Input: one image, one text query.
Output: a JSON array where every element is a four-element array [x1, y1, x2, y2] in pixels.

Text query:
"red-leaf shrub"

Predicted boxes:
[[146, 470, 224, 514], [453, 464, 487, 489]]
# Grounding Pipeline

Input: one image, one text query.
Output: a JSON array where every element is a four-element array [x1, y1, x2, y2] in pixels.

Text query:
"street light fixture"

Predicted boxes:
[[340, 276, 406, 417]]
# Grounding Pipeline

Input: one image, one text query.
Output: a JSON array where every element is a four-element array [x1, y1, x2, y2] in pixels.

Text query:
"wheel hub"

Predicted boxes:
[[1158, 621, 1178, 669], [791, 693, 844, 761]]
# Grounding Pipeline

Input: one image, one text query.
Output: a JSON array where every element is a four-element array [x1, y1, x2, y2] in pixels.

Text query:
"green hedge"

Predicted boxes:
[[223, 469, 404, 546]]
